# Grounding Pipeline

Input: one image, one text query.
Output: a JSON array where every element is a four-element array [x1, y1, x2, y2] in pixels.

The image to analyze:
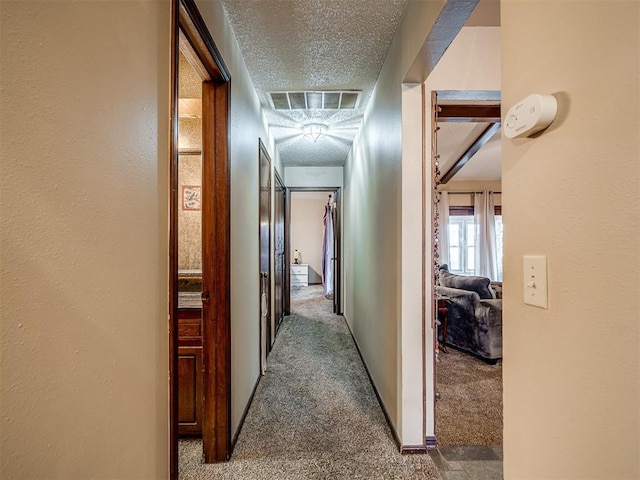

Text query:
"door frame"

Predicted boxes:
[[284, 187, 342, 315], [273, 169, 286, 339], [258, 140, 272, 374], [170, 0, 231, 475], [430, 89, 501, 445]]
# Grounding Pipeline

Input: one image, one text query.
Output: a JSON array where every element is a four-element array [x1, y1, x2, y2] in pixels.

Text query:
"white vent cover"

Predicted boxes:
[[270, 91, 361, 110]]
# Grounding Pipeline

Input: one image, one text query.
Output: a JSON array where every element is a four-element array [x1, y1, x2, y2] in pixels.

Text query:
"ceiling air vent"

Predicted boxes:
[[270, 92, 289, 110], [269, 91, 361, 110]]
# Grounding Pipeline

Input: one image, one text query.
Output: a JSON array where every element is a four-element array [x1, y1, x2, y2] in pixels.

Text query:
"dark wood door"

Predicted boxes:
[[332, 189, 341, 315], [258, 140, 272, 371], [273, 171, 286, 339], [178, 346, 203, 435]]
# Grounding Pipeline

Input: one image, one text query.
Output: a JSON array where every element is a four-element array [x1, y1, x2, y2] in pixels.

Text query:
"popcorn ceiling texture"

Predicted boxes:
[[221, 0, 408, 166]]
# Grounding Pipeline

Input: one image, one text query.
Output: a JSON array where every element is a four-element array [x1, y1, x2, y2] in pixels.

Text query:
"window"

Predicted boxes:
[[447, 213, 503, 281], [448, 216, 476, 275]]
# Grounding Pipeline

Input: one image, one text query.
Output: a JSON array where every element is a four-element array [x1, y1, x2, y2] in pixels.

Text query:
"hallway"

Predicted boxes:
[[179, 285, 440, 479]]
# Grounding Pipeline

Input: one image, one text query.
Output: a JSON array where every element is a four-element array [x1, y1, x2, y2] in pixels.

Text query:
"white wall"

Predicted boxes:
[[290, 192, 330, 284], [400, 83, 428, 444], [0, 1, 170, 478], [284, 166, 343, 188], [195, 0, 276, 437], [501, 1, 639, 478], [344, 0, 445, 446]]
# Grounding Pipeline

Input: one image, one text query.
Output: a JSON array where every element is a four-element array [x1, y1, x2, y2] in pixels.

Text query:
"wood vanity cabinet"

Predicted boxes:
[[178, 307, 203, 437]]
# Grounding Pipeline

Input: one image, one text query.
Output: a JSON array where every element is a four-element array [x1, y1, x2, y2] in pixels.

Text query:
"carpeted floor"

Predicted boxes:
[[435, 347, 503, 446], [179, 285, 441, 479]]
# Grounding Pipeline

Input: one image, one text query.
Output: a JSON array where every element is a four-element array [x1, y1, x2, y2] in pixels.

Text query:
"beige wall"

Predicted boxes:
[[194, 0, 275, 436], [344, 0, 445, 446], [290, 192, 331, 284], [501, 1, 640, 478], [0, 1, 170, 478], [441, 180, 503, 207]]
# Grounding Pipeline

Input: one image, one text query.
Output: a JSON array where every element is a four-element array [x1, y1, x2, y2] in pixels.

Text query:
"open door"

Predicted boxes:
[[170, 0, 231, 474]]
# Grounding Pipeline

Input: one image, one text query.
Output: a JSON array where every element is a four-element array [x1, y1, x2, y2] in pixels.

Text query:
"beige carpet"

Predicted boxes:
[[435, 347, 503, 446], [179, 285, 441, 479]]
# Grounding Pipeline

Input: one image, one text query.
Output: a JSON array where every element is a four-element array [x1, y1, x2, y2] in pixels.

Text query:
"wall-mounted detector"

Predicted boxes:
[[504, 94, 557, 139]]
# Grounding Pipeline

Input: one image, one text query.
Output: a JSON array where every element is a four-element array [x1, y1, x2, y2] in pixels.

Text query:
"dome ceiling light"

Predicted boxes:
[[302, 123, 328, 142]]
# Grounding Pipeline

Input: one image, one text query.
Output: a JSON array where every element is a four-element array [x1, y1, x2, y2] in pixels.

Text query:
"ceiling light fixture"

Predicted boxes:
[[302, 123, 328, 142]]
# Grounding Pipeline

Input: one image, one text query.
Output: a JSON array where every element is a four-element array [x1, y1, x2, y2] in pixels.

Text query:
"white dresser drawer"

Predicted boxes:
[[290, 265, 308, 275], [291, 273, 307, 284], [290, 264, 309, 286]]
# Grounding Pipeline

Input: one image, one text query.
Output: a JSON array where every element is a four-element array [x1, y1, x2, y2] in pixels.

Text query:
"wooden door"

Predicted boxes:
[[273, 171, 286, 339], [332, 189, 341, 315], [258, 140, 272, 372]]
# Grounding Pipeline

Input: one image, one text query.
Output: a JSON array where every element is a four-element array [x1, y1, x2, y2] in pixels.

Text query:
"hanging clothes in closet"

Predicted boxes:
[[321, 196, 334, 298]]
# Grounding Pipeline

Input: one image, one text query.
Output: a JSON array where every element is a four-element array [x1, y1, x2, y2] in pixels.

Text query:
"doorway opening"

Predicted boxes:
[[430, 91, 504, 454], [170, 0, 231, 476], [286, 188, 342, 316]]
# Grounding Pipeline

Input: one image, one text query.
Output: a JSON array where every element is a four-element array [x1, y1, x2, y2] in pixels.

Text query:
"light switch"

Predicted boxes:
[[523, 255, 548, 308]]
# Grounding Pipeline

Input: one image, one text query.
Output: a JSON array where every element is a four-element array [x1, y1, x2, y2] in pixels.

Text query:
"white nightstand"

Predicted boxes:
[[290, 264, 309, 286]]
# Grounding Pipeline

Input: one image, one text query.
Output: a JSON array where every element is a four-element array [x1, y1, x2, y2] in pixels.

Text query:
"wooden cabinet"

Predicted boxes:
[[290, 264, 309, 286], [178, 345, 203, 435], [178, 307, 203, 437]]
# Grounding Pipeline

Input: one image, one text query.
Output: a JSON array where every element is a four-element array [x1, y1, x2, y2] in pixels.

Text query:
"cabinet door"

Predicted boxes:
[[178, 346, 203, 436]]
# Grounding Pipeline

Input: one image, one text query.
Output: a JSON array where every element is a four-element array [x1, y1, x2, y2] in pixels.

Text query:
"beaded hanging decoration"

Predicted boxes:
[[433, 101, 443, 362]]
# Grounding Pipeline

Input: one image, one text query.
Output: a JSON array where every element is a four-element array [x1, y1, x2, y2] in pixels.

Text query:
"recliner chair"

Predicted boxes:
[[435, 265, 502, 362]]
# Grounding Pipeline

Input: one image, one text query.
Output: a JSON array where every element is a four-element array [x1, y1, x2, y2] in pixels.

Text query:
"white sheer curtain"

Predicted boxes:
[[474, 191, 498, 280], [322, 203, 334, 298], [438, 191, 450, 267]]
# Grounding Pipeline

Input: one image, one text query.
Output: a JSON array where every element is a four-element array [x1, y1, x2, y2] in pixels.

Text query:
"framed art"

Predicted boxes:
[[182, 185, 201, 210]]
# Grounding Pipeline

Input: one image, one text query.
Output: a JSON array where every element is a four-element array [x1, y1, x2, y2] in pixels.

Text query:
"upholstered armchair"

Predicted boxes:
[[436, 265, 502, 362]]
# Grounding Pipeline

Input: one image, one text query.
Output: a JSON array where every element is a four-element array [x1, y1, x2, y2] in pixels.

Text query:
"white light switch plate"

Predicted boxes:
[[523, 255, 548, 308]]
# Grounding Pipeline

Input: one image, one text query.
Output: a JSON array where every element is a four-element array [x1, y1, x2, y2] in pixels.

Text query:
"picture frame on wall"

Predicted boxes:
[[182, 185, 201, 210]]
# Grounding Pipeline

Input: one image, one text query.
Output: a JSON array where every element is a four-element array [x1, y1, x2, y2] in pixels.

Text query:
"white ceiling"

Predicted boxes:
[[220, 0, 408, 167], [220, 0, 502, 175], [437, 121, 502, 182]]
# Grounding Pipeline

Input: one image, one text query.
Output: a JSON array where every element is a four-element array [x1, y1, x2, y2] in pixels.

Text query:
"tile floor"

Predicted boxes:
[[428, 445, 503, 480]]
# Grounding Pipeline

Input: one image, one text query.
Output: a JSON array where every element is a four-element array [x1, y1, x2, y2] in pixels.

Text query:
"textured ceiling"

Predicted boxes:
[[221, 0, 408, 167]]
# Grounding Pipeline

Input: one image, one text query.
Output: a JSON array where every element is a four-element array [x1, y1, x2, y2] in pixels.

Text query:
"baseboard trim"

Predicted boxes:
[[342, 314, 428, 455], [230, 372, 262, 452], [401, 444, 429, 454]]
